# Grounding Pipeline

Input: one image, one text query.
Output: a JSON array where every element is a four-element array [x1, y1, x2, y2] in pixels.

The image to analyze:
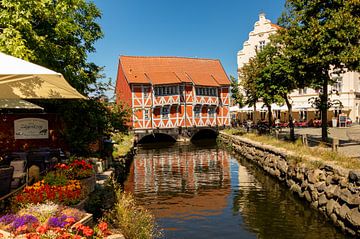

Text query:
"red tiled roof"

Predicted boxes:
[[146, 72, 181, 85], [271, 23, 283, 31], [119, 56, 230, 86], [186, 72, 218, 87]]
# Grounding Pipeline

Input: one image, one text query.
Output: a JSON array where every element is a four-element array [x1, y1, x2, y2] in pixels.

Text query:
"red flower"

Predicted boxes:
[[65, 217, 75, 225], [98, 221, 108, 232], [26, 233, 40, 239], [82, 226, 94, 237], [36, 225, 47, 234]]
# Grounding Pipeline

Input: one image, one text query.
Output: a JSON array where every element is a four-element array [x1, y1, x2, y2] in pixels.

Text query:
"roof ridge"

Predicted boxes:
[[119, 55, 220, 61]]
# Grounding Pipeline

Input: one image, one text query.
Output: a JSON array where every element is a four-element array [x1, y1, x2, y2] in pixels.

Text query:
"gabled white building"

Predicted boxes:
[[237, 13, 360, 125]]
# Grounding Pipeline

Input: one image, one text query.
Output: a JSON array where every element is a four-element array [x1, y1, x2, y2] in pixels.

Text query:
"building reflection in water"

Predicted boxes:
[[124, 144, 231, 219]]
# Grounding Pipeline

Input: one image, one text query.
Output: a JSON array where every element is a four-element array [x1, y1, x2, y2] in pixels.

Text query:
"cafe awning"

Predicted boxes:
[[0, 52, 86, 99], [0, 99, 44, 110]]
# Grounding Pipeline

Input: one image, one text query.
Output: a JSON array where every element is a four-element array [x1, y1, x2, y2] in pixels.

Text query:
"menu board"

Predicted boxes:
[[339, 114, 347, 127], [14, 118, 49, 139]]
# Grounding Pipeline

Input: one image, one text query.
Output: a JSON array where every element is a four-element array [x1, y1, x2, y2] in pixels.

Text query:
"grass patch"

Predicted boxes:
[[112, 132, 134, 158], [222, 127, 246, 136], [224, 131, 360, 170]]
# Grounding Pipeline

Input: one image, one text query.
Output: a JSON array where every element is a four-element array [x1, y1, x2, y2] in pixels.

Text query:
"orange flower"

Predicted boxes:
[[65, 217, 75, 225], [98, 221, 108, 232], [0, 232, 3, 238], [26, 233, 40, 239], [82, 226, 94, 237], [16, 224, 27, 232], [36, 225, 47, 234]]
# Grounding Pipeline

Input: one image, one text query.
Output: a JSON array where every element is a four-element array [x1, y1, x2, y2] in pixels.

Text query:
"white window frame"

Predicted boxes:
[[208, 107, 215, 118], [161, 106, 170, 119], [194, 106, 201, 118], [144, 109, 149, 120]]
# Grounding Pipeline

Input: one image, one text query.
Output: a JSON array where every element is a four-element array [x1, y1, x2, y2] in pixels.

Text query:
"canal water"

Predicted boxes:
[[124, 140, 348, 239]]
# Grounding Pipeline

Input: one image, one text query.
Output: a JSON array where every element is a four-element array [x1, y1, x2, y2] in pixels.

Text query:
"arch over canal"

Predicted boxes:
[[190, 128, 218, 141], [137, 133, 177, 144]]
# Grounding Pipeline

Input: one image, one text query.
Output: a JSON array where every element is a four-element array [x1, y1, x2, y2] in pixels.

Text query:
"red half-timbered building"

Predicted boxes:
[[115, 56, 231, 139]]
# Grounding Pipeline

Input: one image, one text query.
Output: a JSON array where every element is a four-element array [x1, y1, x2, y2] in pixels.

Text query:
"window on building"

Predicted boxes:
[[161, 106, 169, 119], [247, 112, 253, 120], [274, 110, 281, 120], [260, 111, 266, 120], [332, 76, 343, 93], [144, 109, 149, 120], [259, 40, 266, 50], [143, 87, 149, 98], [195, 87, 217, 96], [194, 105, 201, 118], [300, 110, 307, 121], [208, 107, 215, 118], [334, 109, 342, 118]]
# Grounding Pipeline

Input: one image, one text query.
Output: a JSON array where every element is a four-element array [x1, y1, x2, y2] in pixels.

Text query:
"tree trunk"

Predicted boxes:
[[253, 104, 257, 125], [267, 104, 272, 128], [321, 75, 329, 142], [285, 96, 295, 141]]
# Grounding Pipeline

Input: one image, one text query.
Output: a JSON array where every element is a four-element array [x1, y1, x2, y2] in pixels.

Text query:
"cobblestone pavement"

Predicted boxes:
[[282, 124, 360, 158]]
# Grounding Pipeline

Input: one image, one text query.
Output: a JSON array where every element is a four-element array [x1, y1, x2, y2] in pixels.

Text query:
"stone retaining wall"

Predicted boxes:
[[220, 132, 360, 236]]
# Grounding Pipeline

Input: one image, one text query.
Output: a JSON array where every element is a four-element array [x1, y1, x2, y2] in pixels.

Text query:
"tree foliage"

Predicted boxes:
[[0, 0, 103, 93], [230, 75, 244, 107], [279, 0, 360, 141], [0, 0, 129, 154]]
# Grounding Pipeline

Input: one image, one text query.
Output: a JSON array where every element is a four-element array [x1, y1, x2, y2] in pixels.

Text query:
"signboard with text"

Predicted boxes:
[[339, 114, 347, 127], [14, 118, 49, 139]]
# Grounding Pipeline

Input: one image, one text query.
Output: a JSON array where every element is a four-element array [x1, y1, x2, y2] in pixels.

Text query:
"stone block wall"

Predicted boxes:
[[220, 132, 360, 236]]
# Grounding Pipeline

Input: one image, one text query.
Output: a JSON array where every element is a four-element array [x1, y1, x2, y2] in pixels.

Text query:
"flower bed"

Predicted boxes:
[[0, 202, 110, 238], [15, 180, 83, 206]]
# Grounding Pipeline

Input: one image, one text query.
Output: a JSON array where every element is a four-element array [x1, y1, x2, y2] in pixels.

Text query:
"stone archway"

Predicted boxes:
[[137, 133, 177, 144], [190, 128, 218, 141]]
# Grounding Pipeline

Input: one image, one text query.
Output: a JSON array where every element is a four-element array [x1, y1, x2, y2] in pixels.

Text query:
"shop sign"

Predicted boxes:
[[14, 118, 48, 139]]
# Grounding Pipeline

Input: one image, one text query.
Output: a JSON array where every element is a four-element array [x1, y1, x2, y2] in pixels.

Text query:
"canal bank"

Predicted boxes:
[[219, 132, 360, 237]]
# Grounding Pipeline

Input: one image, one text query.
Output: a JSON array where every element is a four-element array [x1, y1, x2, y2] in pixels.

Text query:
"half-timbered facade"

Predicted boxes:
[[115, 56, 231, 136]]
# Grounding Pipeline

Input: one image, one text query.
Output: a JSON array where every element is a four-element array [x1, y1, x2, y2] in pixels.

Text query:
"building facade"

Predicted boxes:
[[115, 56, 231, 137], [237, 13, 360, 125]]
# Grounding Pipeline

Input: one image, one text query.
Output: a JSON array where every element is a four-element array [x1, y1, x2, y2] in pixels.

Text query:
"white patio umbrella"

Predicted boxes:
[[0, 52, 86, 99], [0, 99, 43, 110]]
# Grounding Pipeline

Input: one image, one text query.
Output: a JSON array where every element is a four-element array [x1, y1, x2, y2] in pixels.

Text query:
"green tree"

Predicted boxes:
[[239, 57, 260, 125], [0, 0, 129, 153], [279, 0, 360, 141], [230, 75, 244, 107], [257, 34, 305, 141], [0, 0, 103, 93]]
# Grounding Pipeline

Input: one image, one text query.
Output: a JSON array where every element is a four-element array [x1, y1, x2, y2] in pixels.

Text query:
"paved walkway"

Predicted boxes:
[[282, 125, 360, 158]]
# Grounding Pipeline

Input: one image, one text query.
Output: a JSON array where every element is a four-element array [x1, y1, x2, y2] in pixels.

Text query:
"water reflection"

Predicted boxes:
[[124, 142, 348, 239]]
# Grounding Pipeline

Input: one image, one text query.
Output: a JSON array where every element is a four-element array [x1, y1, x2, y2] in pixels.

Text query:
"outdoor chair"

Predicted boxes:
[[10, 159, 27, 189], [0, 166, 14, 197]]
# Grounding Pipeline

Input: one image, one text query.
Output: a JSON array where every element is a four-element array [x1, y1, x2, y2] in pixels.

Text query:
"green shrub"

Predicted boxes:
[[43, 171, 68, 186], [105, 183, 161, 239]]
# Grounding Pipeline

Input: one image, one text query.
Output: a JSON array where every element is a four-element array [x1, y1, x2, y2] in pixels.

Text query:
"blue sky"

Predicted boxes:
[[88, 0, 286, 97]]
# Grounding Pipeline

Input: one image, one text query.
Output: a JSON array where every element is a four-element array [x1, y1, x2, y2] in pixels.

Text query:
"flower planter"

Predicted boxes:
[[72, 213, 93, 227], [0, 213, 93, 238]]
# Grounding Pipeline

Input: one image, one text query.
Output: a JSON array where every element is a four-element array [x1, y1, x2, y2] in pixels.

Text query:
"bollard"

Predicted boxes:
[[332, 138, 339, 152], [275, 130, 279, 139], [301, 134, 308, 147]]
